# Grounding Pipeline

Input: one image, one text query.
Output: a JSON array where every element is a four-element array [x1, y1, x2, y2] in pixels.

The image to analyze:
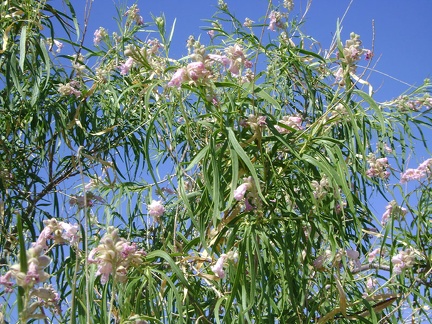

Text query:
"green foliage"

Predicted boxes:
[[0, 0, 431, 323]]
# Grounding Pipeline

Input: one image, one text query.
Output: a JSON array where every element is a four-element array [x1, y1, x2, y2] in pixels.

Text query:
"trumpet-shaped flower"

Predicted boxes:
[[211, 254, 227, 278]]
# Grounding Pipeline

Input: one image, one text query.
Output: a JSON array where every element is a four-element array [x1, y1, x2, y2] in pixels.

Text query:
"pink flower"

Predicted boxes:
[[208, 54, 230, 67], [96, 262, 113, 285], [364, 49, 373, 60], [234, 183, 248, 201], [368, 248, 380, 263], [0, 271, 14, 293], [119, 57, 134, 75], [275, 116, 303, 134], [268, 11, 277, 31], [207, 30, 215, 39], [187, 61, 208, 81], [148, 200, 165, 217], [211, 254, 227, 278], [94, 27, 107, 45], [59, 222, 80, 246], [168, 68, 187, 88], [366, 277, 377, 290], [392, 249, 415, 274]]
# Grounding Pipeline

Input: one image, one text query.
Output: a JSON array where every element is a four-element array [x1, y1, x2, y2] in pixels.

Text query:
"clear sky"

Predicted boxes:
[[61, 0, 432, 103]]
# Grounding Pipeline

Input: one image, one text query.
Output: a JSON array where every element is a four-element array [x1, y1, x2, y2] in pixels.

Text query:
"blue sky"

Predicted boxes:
[[64, 0, 432, 102]]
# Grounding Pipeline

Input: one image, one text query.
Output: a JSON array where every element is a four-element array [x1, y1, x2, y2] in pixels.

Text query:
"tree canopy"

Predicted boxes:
[[0, 0, 431, 323]]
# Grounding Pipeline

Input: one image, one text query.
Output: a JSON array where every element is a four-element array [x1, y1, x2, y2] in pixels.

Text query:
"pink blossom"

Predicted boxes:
[[97, 262, 113, 285], [93, 27, 107, 45], [59, 222, 80, 246], [119, 57, 134, 75], [392, 249, 415, 274], [364, 49, 373, 60], [187, 61, 208, 81], [366, 277, 377, 290], [234, 183, 249, 201], [257, 116, 267, 126], [207, 30, 215, 39], [275, 116, 303, 134], [148, 200, 165, 217], [268, 11, 277, 31], [168, 68, 187, 88], [208, 54, 230, 67], [211, 254, 227, 278], [368, 248, 381, 263], [0, 271, 14, 293]]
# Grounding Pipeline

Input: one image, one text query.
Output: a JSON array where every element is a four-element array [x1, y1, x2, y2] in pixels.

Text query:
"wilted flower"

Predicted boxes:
[[346, 249, 361, 270], [313, 250, 332, 271]]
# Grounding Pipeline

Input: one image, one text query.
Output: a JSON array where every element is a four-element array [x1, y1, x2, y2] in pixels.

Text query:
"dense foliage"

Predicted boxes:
[[0, 0, 431, 323]]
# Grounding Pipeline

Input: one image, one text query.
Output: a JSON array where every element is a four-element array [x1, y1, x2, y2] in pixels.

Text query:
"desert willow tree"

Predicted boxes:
[[0, 0, 431, 323]]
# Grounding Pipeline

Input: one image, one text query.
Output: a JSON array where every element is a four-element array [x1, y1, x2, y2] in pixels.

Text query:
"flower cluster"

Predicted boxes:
[[381, 200, 408, 225], [268, 11, 285, 31], [168, 43, 253, 88], [88, 227, 145, 284], [34, 218, 80, 249], [0, 246, 50, 291], [392, 249, 415, 274], [274, 115, 303, 134], [335, 32, 372, 85], [394, 94, 432, 112], [400, 158, 432, 183], [93, 27, 108, 46], [58, 81, 81, 98], [147, 200, 165, 217], [313, 249, 361, 271], [311, 175, 330, 200], [124, 4, 144, 25], [366, 154, 390, 179]]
